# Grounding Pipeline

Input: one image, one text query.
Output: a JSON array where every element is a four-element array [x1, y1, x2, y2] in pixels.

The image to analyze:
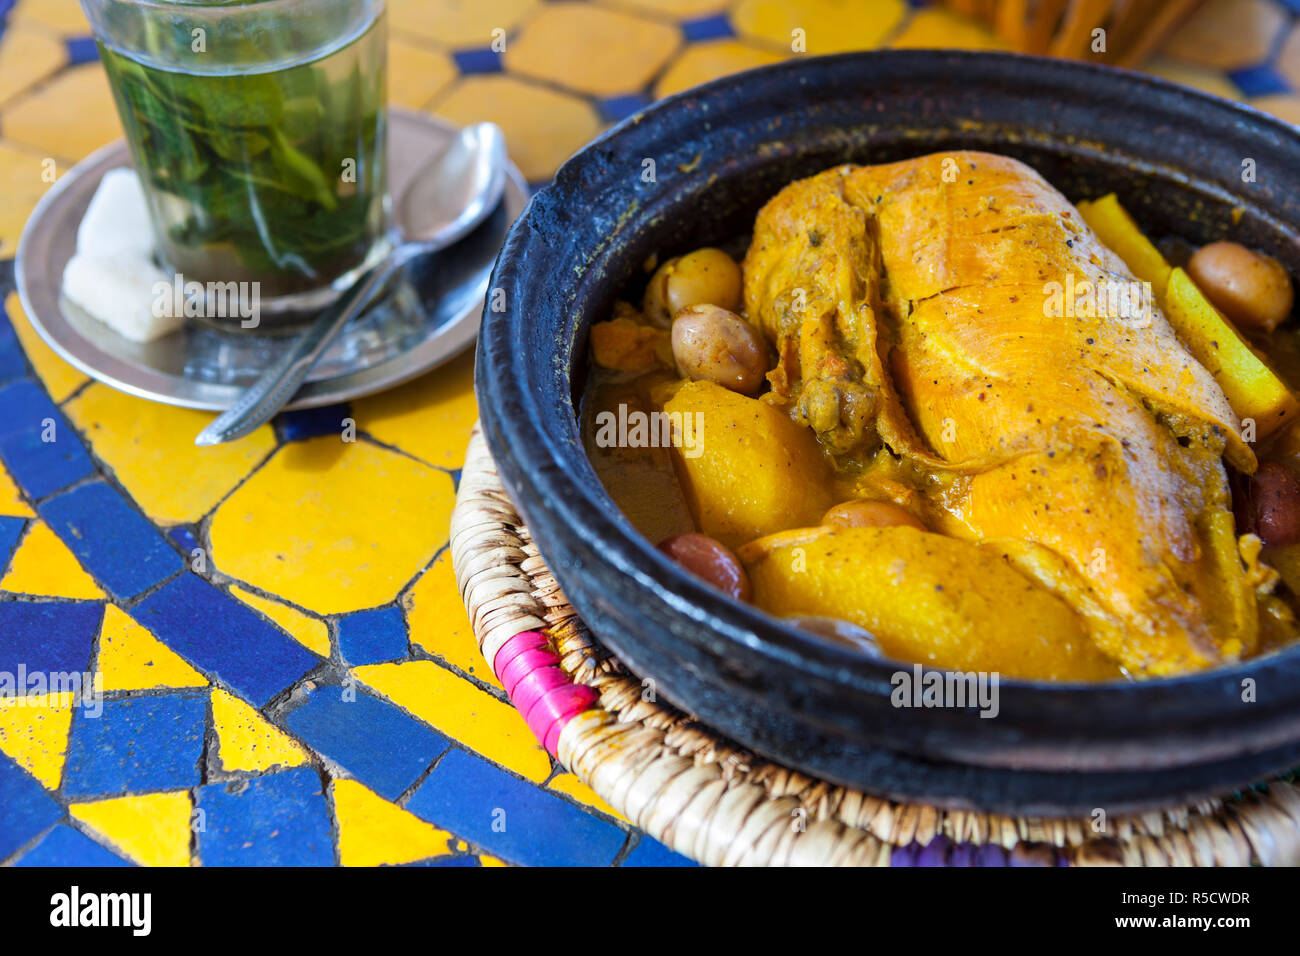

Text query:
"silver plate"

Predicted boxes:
[[15, 109, 529, 410]]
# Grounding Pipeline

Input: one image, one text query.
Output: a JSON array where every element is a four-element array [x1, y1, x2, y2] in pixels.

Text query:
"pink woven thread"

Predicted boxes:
[[492, 630, 597, 755], [498, 647, 562, 697], [492, 630, 550, 673], [510, 667, 572, 716], [543, 687, 598, 753]]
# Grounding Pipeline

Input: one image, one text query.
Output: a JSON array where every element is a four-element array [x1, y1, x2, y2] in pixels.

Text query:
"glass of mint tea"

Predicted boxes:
[[80, 0, 389, 328]]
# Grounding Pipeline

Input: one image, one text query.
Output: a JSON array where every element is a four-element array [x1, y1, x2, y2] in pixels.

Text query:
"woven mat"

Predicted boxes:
[[450, 425, 1300, 867]]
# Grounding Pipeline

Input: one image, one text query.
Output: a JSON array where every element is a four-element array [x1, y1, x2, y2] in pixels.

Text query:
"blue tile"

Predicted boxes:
[[63, 689, 207, 797], [622, 835, 699, 867], [0, 380, 53, 438], [1230, 64, 1292, 97], [451, 47, 502, 74], [337, 605, 408, 665], [0, 755, 62, 862], [196, 766, 333, 866], [274, 402, 350, 442], [65, 35, 98, 65], [407, 748, 627, 866], [0, 600, 102, 681], [599, 93, 653, 123], [0, 381, 96, 500], [282, 683, 447, 800], [1277, 0, 1300, 13], [131, 574, 322, 707], [15, 825, 131, 867], [0, 308, 26, 385], [167, 523, 199, 555], [39, 481, 181, 600], [0, 514, 25, 570], [681, 14, 734, 42]]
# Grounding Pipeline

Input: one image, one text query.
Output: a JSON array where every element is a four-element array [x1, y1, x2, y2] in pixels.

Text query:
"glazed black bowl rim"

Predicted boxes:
[[479, 50, 1300, 723]]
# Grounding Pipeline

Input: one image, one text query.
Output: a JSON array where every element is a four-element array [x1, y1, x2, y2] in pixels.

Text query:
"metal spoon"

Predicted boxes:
[[194, 122, 508, 446]]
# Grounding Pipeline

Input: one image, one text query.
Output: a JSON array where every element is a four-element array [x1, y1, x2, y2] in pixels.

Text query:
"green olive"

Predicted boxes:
[[671, 305, 768, 395], [642, 256, 680, 327], [657, 532, 751, 601], [1188, 241, 1294, 333], [642, 248, 742, 326]]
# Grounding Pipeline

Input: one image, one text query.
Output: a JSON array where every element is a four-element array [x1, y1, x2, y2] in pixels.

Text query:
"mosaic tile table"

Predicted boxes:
[[1, 0, 1299, 868]]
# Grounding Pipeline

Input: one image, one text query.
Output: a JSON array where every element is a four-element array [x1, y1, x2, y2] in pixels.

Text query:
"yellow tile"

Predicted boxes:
[[209, 437, 453, 615], [655, 39, 787, 98], [1250, 93, 1300, 127], [353, 660, 552, 781], [388, 39, 457, 110], [229, 585, 332, 658], [0, 27, 67, 109], [505, 3, 681, 97], [732, 0, 907, 54], [1163, 0, 1285, 71], [5, 292, 89, 402], [597, 0, 730, 18], [387, 0, 541, 47], [0, 146, 60, 260], [404, 547, 499, 689], [890, 8, 1007, 51], [333, 778, 457, 866], [433, 74, 602, 182], [97, 605, 206, 692], [1278, 23, 1300, 91], [0, 521, 104, 600], [71, 792, 193, 868], [1144, 57, 1243, 101], [548, 772, 628, 823], [353, 347, 476, 469], [0, 461, 34, 518], [479, 853, 509, 866], [0, 693, 75, 790], [64, 384, 275, 526], [1, 64, 122, 161], [10, 0, 91, 36], [210, 687, 309, 773]]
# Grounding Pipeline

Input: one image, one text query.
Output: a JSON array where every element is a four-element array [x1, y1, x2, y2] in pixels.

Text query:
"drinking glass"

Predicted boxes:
[[80, 0, 390, 327]]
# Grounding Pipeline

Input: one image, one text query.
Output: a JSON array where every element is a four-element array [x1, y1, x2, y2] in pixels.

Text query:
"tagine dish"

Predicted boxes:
[[583, 151, 1300, 682]]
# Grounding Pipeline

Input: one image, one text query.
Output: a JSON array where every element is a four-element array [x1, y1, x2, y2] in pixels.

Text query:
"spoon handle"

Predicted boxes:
[[194, 252, 407, 446]]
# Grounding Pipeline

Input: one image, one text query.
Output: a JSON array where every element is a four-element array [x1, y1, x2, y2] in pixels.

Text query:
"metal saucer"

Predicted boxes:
[[15, 109, 529, 411]]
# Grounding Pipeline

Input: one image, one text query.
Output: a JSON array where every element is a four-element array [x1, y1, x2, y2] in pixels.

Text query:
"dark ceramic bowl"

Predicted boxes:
[[477, 50, 1300, 815]]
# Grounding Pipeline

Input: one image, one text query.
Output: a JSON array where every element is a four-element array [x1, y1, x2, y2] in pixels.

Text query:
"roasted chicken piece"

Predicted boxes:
[[743, 151, 1269, 676]]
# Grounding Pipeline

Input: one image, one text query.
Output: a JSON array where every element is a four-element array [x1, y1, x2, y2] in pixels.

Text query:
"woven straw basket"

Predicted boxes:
[[940, 0, 1204, 65], [451, 425, 1300, 866]]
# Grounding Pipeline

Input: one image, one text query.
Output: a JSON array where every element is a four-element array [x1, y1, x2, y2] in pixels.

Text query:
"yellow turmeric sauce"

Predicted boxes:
[[582, 151, 1300, 681]]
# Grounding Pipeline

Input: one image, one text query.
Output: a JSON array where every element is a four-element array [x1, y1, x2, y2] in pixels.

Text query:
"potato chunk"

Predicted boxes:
[[739, 526, 1120, 680], [663, 381, 832, 548]]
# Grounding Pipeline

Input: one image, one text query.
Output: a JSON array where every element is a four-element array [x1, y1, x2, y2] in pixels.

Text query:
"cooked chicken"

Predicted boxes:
[[743, 151, 1267, 676]]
